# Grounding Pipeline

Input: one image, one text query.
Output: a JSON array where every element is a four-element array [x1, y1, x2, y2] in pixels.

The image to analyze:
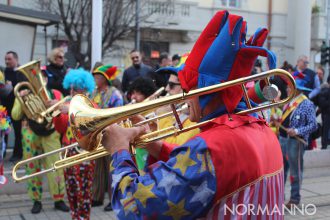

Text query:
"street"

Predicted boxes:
[[1, 148, 330, 219]]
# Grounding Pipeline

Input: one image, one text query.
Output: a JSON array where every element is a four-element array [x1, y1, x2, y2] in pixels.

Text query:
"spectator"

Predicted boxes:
[[121, 50, 153, 94], [2, 51, 25, 162], [43, 47, 69, 96], [151, 52, 172, 89], [293, 55, 320, 99], [171, 54, 181, 66], [312, 75, 330, 149], [316, 66, 325, 84]]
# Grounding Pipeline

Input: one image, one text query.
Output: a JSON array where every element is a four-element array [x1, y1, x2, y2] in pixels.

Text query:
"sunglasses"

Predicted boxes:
[[167, 81, 181, 89], [56, 55, 64, 59]]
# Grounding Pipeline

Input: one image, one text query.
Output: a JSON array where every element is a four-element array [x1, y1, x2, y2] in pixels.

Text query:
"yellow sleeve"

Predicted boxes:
[[163, 119, 200, 145], [11, 98, 24, 121]]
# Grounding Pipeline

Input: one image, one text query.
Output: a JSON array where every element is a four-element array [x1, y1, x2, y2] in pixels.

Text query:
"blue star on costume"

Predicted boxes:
[[189, 180, 215, 207], [110, 137, 217, 219]]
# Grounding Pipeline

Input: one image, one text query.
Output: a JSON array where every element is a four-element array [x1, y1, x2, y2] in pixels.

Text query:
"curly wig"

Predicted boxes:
[[63, 68, 95, 94]]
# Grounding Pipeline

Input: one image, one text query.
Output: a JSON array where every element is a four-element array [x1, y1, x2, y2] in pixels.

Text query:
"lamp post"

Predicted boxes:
[[92, 0, 103, 70], [135, 0, 140, 51]]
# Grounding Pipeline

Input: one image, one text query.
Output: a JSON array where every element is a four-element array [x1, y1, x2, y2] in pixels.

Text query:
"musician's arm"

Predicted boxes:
[[110, 138, 216, 219], [53, 113, 68, 134]]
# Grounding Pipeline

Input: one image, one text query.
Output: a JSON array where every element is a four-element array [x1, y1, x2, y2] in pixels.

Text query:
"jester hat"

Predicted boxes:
[[178, 10, 276, 112], [92, 65, 120, 85], [292, 71, 312, 92]]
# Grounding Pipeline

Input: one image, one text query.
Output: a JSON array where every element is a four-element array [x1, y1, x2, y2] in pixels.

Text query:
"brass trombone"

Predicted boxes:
[[12, 69, 296, 182]]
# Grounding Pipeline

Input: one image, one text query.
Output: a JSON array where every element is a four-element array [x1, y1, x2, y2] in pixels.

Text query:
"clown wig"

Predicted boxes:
[[63, 68, 95, 94]]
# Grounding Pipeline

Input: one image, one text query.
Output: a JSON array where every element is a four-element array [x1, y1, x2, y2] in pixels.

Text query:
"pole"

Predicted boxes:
[[135, 0, 140, 51], [326, 0, 330, 82], [92, 0, 103, 71]]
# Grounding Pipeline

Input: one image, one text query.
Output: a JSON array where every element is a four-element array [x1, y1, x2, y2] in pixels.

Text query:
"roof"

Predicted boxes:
[[0, 4, 60, 26]]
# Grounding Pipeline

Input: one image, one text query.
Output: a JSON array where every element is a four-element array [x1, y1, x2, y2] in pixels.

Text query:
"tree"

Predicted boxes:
[[36, 0, 148, 69]]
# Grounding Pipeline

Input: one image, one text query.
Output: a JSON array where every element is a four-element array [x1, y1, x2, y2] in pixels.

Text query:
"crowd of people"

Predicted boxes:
[[0, 9, 329, 220]]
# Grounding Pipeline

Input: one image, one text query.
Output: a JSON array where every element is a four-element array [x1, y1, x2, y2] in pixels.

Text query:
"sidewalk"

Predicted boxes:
[[1, 149, 330, 219]]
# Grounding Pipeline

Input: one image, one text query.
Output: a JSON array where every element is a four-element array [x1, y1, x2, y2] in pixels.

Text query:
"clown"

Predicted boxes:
[[100, 10, 285, 219], [91, 65, 124, 211], [53, 68, 96, 219]]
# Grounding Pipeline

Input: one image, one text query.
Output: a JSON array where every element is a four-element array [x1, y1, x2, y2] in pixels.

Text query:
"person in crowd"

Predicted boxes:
[[53, 69, 96, 219], [43, 47, 69, 96], [281, 60, 294, 74], [312, 75, 330, 149], [126, 77, 158, 170], [11, 72, 69, 214], [171, 54, 181, 66], [121, 50, 153, 94], [128, 77, 157, 103], [155, 61, 199, 146], [1, 51, 25, 162], [293, 55, 320, 99], [91, 64, 124, 211], [100, 10, 284, 219], [0, 70, 11, 188], [316, 66, 325, 84], [277, 72, 318, 207], [152, 52, 172, 89]]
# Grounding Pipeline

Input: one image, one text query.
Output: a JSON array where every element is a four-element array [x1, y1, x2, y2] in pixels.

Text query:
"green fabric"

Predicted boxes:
[[255, 81, 266, 102], [135, 148, 148, 170]]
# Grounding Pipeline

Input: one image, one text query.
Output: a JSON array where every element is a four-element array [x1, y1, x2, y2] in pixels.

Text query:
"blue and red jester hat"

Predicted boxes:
[[178, 10, 277, 113]]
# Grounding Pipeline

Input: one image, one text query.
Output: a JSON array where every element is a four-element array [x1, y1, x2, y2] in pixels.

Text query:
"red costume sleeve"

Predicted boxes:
[[146, 142, 177, 165], [53, 113, 68, 135]]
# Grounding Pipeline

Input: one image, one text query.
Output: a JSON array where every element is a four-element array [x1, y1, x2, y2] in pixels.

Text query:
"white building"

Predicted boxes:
[[0, 0, 328, 76]]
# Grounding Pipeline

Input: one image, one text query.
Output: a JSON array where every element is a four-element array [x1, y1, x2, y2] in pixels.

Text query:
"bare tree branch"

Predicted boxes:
[[35, 0, 152, 68]]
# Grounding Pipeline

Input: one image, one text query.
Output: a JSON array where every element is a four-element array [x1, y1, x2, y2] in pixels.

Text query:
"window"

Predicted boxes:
[[220, 0, 241, 8]]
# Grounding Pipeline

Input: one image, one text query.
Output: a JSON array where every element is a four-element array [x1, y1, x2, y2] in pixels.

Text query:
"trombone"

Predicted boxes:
[[12, 69, 296, 182]]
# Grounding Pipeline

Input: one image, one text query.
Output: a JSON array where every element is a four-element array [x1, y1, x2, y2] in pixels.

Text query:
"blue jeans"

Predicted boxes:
[[279, 136, 305, 204]]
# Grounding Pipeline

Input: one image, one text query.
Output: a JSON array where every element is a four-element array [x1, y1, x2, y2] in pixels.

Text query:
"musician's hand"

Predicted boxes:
[[19, 89, 29, 97], [102, 124, 147, 155], [287, 128, 297, 137], [47, 99, 58, 108]]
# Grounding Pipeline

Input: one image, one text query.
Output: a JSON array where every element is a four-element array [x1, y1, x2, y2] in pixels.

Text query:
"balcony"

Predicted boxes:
[[141, 0, 205, 32]]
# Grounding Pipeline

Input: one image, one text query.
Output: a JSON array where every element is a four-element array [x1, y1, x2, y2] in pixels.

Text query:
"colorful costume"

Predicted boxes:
[[110, 10, 283, 219], [279, 74, 317, 204], [54, 68, 96, 219], [91, 65, 124, 204], [0, 105, 11, 187], [11, 90, 66, 203]]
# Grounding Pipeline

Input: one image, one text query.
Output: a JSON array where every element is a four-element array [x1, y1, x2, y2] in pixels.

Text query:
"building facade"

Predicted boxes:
[[0, 0, 327, 76]]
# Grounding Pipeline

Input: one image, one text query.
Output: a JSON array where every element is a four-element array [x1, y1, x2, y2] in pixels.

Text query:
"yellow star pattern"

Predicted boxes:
[[164, 199, 190, 220], [118, 176, 134, 195], [133, 182, 157, 208], [196, 151, 214, 174], [172, 148, 197, 175], [110, 160, 115, 172]]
